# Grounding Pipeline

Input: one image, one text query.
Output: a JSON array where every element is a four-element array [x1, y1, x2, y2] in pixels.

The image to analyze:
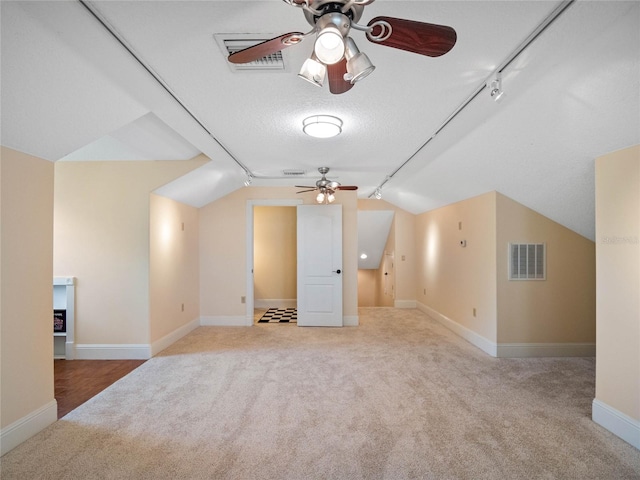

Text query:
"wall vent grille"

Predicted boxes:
[[223, 39, 285, 70], [509, 243, 546, 280]]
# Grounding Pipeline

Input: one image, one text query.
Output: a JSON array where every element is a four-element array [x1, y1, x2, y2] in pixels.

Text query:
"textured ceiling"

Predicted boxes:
[[1, 0, 639, 241]]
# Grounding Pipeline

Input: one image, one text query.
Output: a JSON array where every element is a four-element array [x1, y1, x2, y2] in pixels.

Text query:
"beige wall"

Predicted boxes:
[[358, 199, 416, 306], [54, 158, 206, 347], [595, 145, 639, 422], [1, 148, 56, 438], [496, 193, 596, 344], [200, 187, 358, 319], [149, 194, 200, 344], [415, 192, 498, 342], [357, 269, 377, 307], [253, 206, 296, 302]]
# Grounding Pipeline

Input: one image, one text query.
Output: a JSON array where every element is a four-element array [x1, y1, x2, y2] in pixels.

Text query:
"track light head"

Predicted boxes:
[[487, 71, 504, 102]]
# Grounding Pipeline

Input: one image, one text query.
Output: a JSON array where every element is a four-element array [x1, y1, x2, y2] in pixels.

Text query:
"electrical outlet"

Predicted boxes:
[[401, 255, 406, 261], [241, 296, 246, 304]]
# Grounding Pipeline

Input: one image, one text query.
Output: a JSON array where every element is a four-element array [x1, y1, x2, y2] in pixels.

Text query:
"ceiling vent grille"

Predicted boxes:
[[223, 39, 285, 71], [509, 243, 546, 280], [282, 169, 306, 176]]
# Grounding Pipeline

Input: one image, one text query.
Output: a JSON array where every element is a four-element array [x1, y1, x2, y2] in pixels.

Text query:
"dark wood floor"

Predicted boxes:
[[54, 359, 145, 419]]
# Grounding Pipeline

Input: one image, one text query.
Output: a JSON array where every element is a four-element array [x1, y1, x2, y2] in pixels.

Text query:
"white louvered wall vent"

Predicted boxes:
[[509, 243, 546, 280], [222, 39, 285, 71]]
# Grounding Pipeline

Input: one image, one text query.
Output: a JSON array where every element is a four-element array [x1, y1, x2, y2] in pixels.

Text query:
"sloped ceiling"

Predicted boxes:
[[1, 0, 639, 241], [358, 210, 394, 269]]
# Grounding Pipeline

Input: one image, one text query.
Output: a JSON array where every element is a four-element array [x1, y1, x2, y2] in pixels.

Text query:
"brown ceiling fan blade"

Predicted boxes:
[[228, 32, 304, 64], [328, 59, 354, 95], [337, 185, 358, 190], [367, 16, 456, 57]]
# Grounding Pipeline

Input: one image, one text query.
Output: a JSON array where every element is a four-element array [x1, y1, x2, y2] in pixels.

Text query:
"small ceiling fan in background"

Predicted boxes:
[[297, 167, 358, 203], [228, 0, 457, 94]]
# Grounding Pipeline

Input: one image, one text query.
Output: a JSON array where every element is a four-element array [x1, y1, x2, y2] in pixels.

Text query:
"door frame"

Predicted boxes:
[[245, 199, 303, 324]]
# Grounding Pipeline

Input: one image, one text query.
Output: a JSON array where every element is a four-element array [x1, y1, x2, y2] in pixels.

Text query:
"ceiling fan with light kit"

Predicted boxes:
[[228, 0, 457, 94], [296, 167, 358, 203]]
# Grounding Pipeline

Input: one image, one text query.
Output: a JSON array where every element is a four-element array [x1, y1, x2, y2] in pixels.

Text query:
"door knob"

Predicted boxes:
[[333, 269, 341, 274]]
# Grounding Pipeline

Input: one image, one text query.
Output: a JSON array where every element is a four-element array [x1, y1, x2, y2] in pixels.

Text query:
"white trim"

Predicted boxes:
[[74, 344, 151, 360], [418, 302, 498, 357], [592, 399, 640, 449], [255, 299, 297, 309], [394, 300, 417, 309], [0, 400, 57, 456], [150, 317, 200, 356], [497, 343, 595, 357], [200, 315, 252, 327], [343, 315, 359, 326], [53, 276, 75, 359]]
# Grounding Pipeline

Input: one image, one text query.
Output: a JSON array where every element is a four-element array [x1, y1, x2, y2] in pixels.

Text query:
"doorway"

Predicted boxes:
[[253, 205, 297, 322], [245, 199, 302, 323]]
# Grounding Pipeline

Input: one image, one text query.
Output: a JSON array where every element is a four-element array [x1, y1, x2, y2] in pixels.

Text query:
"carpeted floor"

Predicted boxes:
[[1, 308, 638, 479]]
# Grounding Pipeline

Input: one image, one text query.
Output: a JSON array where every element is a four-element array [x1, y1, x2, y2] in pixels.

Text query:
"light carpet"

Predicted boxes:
[[1, 308, 639, 479]]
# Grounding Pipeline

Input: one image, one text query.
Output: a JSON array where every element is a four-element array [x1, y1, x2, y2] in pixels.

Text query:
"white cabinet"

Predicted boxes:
[[53, 277, 75, 360]]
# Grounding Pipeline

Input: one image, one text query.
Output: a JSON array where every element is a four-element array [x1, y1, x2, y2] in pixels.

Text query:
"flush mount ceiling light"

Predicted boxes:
[[303, 115, 343, 138], [228, 1, 457, 95], [360, 253, 368, 259]]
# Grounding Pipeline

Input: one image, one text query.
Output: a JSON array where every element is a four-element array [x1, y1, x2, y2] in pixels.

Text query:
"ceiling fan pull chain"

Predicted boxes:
[[366, 20, 392, 42]]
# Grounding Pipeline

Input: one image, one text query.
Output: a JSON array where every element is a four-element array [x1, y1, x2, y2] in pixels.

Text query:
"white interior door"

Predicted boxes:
[[297, 205, 342, 327]]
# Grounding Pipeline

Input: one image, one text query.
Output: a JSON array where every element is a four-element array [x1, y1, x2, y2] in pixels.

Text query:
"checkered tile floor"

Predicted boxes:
[[258, 308, 297, 323]]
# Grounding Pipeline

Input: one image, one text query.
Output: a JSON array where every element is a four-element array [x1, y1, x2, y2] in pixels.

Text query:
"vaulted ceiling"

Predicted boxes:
[[2, 0, 639, 241]]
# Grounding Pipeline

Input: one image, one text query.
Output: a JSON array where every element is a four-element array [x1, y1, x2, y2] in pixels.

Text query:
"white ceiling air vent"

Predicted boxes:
[[283, 169, 306, 176], [217, 35, 286, 72]]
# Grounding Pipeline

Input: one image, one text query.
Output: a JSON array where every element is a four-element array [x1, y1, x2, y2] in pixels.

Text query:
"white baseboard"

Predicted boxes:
[[497, 343, 595, 358], [255, 299, 297, 309], [593, 399, 640, 450], [151, 317, 200, 356], [1, 399, 57, 456], [200, 315, 252, 327], [343, 315, 359, 326], [418, 302, 596, 359], [394, 300, 417, 309], [74, 344, 151, 360], [418, 302, 497, 357]]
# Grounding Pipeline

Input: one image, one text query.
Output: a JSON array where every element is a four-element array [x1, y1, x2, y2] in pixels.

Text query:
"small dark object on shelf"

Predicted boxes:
[[54, 309, 66, 333]]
